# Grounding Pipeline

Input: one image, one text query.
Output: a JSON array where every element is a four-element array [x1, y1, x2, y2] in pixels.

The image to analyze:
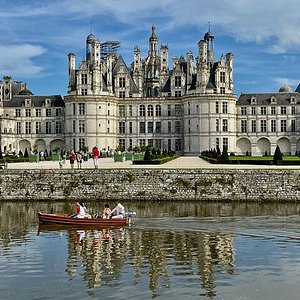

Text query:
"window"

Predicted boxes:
[[36, 109, 41, 117], [79, 138, 85, 150], [271, 120, 276, 133], [139, 105, 145, 117], [271, 107, 276, 115], [167, 105, 171, 116], [128, 105, 133, 117], [81, 89, 87, 95], [16, 122, 21, 134], [129, 122, 133, 134], [260, 120, 267, 132], [220, 87, 225, 94], [72, 120, 76, 133], [140, 122, 145, 133], [119, 77, 125, 88], [148, 139, 154, 147], [148, 122, 153, 133], [251, 107, 256, 115], [220, 71, 225, 83], [175, 91, 181, 97], [155, 139, 162, 149], [216, 101, 219, 113], [155, 122, 162, 133], [216, 138, 220, 148], [241, 107, 247, 115], [79, 103, 85, 115], [175, 76, 181, 87], [25, 122, 31, 134], [223, 138, 228, 148], [25, 109, 31, 117], [241, 120, 247, 133], [260, 107, 267, 115], [168, 139, 171, 151], [55, 121, 62, 134], [119, 91, 125, 98], [46, 122, 51, 134], [251, 120, 256, 132], [36, 122, 41, 134], [56, 108, 62, 117], [216, 119, 219, 132], [222, 102, 228, 114], [119, 139, 126, 150], [148, 105, 154, 117], [280, 120, 287, 132], [119, 105, 125, 117], [222, 119, 228, 132], [175, 139, 182, 151], [175, 121, 181, 133], [46, 108, 51, 117], [168, 121, 171, 133], [73, 103, 76, 115], [175, 104, 182, 116], [292, 106, 296, 115], [119, 122, 125, 134], [155, 105, 162, 117], [16, 109, 21, 117], [281, 107, 287, 115], [139, 139, 146, 146], [81, 74, 87, 85], [79, 120, 85, 133], [291, 119, 296, 132]]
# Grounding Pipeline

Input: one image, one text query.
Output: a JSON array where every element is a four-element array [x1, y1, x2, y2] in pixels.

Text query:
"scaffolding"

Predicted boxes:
[[100, 41, 121, 60]]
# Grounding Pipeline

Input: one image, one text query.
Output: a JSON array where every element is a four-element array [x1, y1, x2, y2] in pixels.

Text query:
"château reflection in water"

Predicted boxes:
[[1, 201, 300, 299]]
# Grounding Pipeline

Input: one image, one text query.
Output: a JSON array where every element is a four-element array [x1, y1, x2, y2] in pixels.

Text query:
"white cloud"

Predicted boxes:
[[0, 44, 45, 76]]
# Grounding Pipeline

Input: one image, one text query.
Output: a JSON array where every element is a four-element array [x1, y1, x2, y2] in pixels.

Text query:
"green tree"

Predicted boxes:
[[221, 146, 229, 161], [273, 145, 283, 164], [144, 146, 151, 161]]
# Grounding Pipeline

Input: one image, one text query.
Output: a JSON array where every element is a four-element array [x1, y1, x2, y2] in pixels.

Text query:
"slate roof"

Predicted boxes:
[[237, 92, 300, 105], [3, 95, 64, 108]]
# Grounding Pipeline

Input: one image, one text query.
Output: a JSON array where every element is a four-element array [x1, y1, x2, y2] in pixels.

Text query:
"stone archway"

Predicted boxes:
[[277, 137, 291, 155], [257, 138, 271, 156], [236, 138, 251, 155], [36, 139, 46, 152], [19, 140, 31, 155]]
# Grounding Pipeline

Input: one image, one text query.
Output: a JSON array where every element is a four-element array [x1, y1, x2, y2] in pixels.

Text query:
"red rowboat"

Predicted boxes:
[[37, 212, 129, 227]]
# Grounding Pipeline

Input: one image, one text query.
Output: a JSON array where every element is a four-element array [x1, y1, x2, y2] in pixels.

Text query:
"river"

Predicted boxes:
[[0, 201, 300, 300]]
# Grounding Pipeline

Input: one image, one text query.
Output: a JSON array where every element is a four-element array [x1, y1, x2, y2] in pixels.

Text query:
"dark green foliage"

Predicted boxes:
[[144, 146, 151, 161], [19, 150, 23, 157], [221, 146, 229, 161], [24, 148, 29, 158], [0, 148, 2, 159], [151, 147, 157, 158], [273, 145, 283, 164]]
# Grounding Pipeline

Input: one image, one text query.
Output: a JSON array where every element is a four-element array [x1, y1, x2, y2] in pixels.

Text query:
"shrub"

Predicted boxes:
[[144, 146, 151, 161], [273, 145, 283, 164]]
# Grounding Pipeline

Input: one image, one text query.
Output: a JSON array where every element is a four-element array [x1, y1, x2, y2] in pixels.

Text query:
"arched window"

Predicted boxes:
[[139, 105, 146, 117], [155, 105, 161, 117], [148, 105, 154, 117]]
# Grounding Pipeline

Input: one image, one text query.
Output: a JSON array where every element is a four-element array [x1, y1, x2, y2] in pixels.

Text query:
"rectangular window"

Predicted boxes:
[[260, 120, 267, 132], [222, 102, 228, 114], [81, 89, 87, 95], [16, 122, 21, 134], [25, 109, 31, 117], [175, 121, 181, 134], [25, 122, 31, 134], [216, 137, 219, 148], [174, 76, 181, 87], [16, 109, 21, 117], [216, 119, 219, 132], [155, 122, 162, 133], [119, 121, 125, 134], [251, 120, 256, 132], [175, 139, 182, 151], [139, 105, 146, 117], [129, 122, 133, 134], [271, 120, 276, 133], [147, 105, 154, 117], [36, 109, 41, 117], [79, 120, 85, 133], [241, 120, 247, 133], [220, 87, 225, 94], [36, 122, 42, 134], [281, 107, 287, 115], [241, 107, 247, 115], [175, 104, 182, 116], [79, 138, 85, 150], [128, 105, 133, 117], [271, 107, 276, 115], [119, 91, 125, 98], [140, 122, 145, 134], [119, 139, 126, 150], [155, 105, 161, 117], [251, 107, 256, 115], [56, 108, 62, 117], [119, 105, 125, 117], [148, 139, 154, 147], [292, 106, 296, 115], [139, 139, 146, 146], [291, 119, 296, 132], [155, 139, 162, 149], [260, 107, 267, 115], [223, 137, 228, 148], [281, 120, 287, 132], [148, 122, 153, 133], [167, 105, 171, 116], [73, 103, 76, 115], [81, 74, 87, 85], [220, 71, 225, 83], [168, 139, 171, 150], [168, 121, 171, 133], [222, 119, 228, 132], [55, 121, 62, 134], [216, 101, 219, 113], [119, 77, 126, 88], [175, 91, 181, 97], [72, 120, 76, 133], [79, 103, 85, 115], [46, 108, 51, 117], [46, 121, 51, 134]]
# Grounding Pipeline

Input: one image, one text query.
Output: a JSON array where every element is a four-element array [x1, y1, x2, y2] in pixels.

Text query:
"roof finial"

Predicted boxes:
[[208, 21, 211, 32]]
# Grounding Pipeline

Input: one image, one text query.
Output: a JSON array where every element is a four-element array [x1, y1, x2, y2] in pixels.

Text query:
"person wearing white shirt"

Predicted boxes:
[[111, 201, 125, 219]]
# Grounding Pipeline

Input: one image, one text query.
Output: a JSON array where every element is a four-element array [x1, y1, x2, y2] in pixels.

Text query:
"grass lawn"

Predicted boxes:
[[229, 156, 300, 161]]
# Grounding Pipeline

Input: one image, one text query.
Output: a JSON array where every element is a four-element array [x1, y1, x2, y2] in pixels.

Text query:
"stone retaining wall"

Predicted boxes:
[[0, 169, 300, 201]]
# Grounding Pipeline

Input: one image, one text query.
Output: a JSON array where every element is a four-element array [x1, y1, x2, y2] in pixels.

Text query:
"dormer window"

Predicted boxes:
[[251, 97, 256, 104], [290, 96, 296, 104], [45, 98, 51, 106], [25, 98, 31, 107], [271, 96, 276, 104]]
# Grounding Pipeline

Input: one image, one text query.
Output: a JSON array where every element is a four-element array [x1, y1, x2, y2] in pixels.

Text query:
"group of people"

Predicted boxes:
[[74, 201, 125, 219]]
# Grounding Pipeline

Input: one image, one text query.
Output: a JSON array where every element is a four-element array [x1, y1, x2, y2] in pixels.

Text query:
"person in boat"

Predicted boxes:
[[111, 201, 125, 219], [75, 202, 91, 219], [102, 203, 112, 219]]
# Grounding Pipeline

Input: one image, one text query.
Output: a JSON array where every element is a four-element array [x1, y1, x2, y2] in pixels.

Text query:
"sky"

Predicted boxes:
[[1, 0, 300, 97]]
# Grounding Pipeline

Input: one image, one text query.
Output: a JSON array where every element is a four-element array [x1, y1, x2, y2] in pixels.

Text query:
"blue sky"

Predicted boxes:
[[1, 0, 300, 97]]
